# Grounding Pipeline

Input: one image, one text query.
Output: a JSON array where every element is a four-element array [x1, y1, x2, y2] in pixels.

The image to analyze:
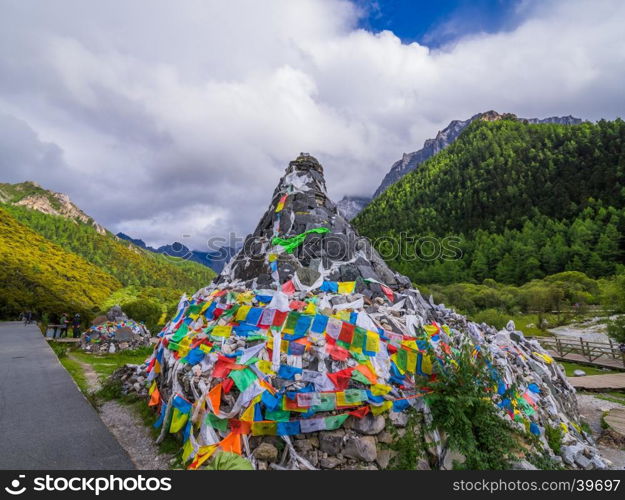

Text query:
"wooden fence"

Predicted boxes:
[[538, 336, 625, 367]]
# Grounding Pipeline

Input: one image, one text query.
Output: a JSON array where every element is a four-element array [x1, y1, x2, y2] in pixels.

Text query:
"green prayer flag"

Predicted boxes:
[[271, 228, 330, 253], [324, 414, 349, 430], [265, 408, 291, 422], [206, 413, 229, 432], [351, 370, 372, 385], [311, 393, 336, 412], [185, 304, 203, 317], [171, 323, 189, 343], [229, 368, 258, 392], [285, 311, 300, 331], [352, 327, 366, 350], [343, 389, 366, 404]]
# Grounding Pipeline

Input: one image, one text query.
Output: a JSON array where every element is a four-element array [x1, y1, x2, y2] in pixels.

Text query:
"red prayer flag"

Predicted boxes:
[[381, 285, 394, 302], [338, 323, 355, 344], [327, 367, 354, 390], [222, 378, 234, 394], [348, 406, 370, 419], [282, 280, 296, 295], [272, 310, 288, 327]]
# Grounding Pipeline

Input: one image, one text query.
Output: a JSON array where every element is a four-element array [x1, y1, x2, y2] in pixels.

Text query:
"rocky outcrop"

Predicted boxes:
[[336, 195, 372, 221], [9, 182, 106, 234]]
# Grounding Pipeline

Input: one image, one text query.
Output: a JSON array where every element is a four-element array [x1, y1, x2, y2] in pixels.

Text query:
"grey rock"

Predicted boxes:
[[511, 460, 538, 470], [319, 430, 345, 455], [254, 443, 278, 462], [342, 435, 377, 462], [417, 459, 431, 470], [348, 414, 386, 435], [561, 444, 584, 465], [319, 456, 344, 469], [377, 431, 393, 444], [573, 369, 586, 377], [376, 449, 396, 469], [574, 454, 592, 469], [389, 411, 409, 427]]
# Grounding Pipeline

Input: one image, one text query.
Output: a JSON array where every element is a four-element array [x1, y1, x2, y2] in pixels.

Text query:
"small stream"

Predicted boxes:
[[548, 316, 618, 343]]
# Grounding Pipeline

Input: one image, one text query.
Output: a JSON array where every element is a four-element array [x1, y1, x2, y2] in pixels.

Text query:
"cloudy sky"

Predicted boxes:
[[1, 0, 624, 250]]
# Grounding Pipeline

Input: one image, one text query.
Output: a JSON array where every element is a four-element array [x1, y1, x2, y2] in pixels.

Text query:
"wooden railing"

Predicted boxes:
[[537, 336, 625, 367]]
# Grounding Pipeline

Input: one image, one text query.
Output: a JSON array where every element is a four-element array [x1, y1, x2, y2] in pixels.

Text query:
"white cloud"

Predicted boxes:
[[0, 0, 624, 248]]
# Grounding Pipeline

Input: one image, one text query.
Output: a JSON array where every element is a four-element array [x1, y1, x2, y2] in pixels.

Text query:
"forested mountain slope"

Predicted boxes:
[[354, 118, 625, 284], [0, 207, 121, 317]]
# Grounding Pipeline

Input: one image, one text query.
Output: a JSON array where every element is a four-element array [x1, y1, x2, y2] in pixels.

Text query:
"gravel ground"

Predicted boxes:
[[99, 400, 173, 470], [576, 393, 625, 469]]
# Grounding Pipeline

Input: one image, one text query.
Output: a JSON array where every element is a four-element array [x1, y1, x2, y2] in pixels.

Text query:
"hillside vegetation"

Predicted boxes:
[[354, 118, 625, 285], [0, 207, 121, 317], [0, 193, 215, 322], [3, 204, 215, 290]]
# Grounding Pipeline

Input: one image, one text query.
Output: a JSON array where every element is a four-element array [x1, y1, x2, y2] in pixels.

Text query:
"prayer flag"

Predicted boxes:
[[208, 384, 222, 414]]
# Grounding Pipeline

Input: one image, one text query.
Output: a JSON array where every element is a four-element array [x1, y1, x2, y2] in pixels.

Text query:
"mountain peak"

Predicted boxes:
[[0, 181, 106, 234], [366, 111, 583, 203]]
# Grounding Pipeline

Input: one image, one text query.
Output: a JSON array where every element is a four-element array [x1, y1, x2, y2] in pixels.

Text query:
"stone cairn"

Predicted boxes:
[[133, 154, 605, 470], [81, 305, 151, 354]]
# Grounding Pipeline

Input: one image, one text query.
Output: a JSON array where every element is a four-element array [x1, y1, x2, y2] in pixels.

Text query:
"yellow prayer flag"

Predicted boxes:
[[182, 438, 195, 463], [338, 281, 356, 294], [240, 403, 256, 422], [406, 350, 417, 373], [304, 301, 317, 315], [370, 400, 392, 416], [370, 384, 391, 396], [365, 330, 379, 353], [256, 360, 276, 375], [421, 354, 433, 375], [212, 325, 232, 338], [235, 305, 251, 322]]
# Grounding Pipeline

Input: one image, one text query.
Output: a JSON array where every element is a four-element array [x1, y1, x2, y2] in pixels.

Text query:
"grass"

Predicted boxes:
[[593, 392, 625, 405], [59, 356, 90, 394], [559, 361, 620, 377], [69, 346, 153, 380]]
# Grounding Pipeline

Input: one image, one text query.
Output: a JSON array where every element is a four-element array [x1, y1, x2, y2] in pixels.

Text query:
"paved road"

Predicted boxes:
[[0, 322, 135, 469]]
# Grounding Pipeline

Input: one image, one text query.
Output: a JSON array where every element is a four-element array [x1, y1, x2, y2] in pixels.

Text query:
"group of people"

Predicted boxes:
[[21, 311, 83, 339], [49, 313, 82, 339]]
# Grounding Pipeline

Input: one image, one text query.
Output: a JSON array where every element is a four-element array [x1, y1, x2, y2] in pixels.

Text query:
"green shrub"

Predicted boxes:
[[606, 316, 625, 344], [545, 424, 563, 455], [471, 308, 509, 330], [425, 345, 519, 469]]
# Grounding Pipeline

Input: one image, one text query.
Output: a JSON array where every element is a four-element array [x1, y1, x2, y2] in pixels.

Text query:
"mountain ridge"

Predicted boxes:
[[116, 232, 236, 273], [337, 111, 583, 219]]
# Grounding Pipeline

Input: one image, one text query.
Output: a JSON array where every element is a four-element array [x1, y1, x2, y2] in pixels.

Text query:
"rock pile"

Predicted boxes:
[[110, 364, 150, 398], [139, 154, 605, 470], [81, 306, 151, 353]]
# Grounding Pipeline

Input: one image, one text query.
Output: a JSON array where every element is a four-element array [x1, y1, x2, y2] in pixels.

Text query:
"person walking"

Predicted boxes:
[[72, 313, 81, 339], [59, 313, 69, 338]]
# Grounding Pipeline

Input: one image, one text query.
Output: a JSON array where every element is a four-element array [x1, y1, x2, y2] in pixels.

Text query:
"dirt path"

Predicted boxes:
[[576, 394, 625, 469], [68, 352, 101, 391], [67, 353, 173, 470], [99, 401, 173, 470]]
